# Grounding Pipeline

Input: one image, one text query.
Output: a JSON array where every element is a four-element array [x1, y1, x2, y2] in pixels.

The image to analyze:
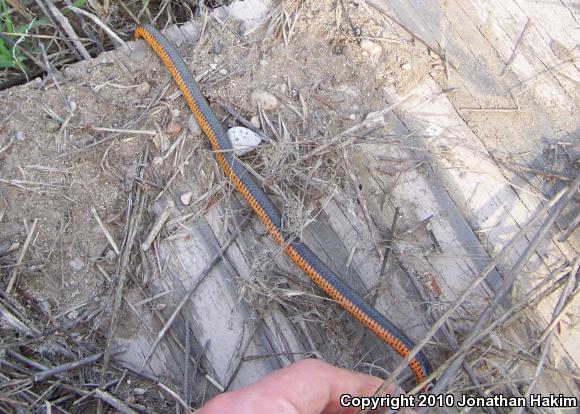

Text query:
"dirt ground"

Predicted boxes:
[[0, 0, 437, 313], [0, 0, 578, 411]]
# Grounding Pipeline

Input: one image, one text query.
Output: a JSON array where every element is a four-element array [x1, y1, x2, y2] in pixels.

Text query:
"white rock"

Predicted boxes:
[[105, 249, 116, 262], [385, 73, 396, 84], [152, 155, 163, 166], [46, 121, 60, 133], [187, 115, 201, 136], [360, 39, 382, 56], [363, 111, 386, 129], [152, 133, 170, 152], [227, 127, 262, 155], [424, 124, 442, 137], [135, 81, 150, 97], [336, 83, 360, 98], [348, 114, 356, 121], [180, 192, 194, 206], [250, 115, 261, 129], [250, 89, 278, 111], [133, 388, 147, 396], [401, 63, 412, 71], [68, 258, 84, 271], [218, 68, 228, 75], [210, 63, 217, 70]]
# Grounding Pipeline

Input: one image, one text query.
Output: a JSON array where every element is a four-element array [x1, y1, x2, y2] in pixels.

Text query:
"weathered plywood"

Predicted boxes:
[[384, 79, 579, 376], [89, 4, 580, 407]]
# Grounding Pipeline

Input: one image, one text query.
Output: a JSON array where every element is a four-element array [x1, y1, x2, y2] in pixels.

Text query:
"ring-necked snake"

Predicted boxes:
[[134, 24, 432, 386]]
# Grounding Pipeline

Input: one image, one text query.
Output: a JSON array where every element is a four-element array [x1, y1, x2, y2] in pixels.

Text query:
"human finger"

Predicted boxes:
[[196, 359, 406, 414]]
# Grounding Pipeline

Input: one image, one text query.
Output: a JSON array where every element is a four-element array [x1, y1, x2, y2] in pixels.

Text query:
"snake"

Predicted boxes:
[[134, 24, 432, 385]]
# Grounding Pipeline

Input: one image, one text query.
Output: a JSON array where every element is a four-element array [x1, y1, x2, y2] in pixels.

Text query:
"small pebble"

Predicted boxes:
[[401, 63, 412, 71], [101, 250, 115, 263], [68, 258, 84, 271], [153, 133, 170, 152], [152, 155, 163, 166], [227, 127, 262, 155], [153, 303, 167, 311], [211, 41, 223, 55], [166, 120, 183, 135], [46, 121, 60, 133], [38, 299, 52, 315], [170, 108, 180, 118], [133, 388, 147, 396], [425, 124, 442, 137], [218, 68, 228, 75], [336, 83, 360, 98], [180, 192, 194, 206], [550, 40, 574, 62], [250, 115, 261, 129], [349, 114, 356, 121], [135, 81, 150, 97], [15, 131, 25, 142], [363, 111, 386, 128], [32, 77, 43, 88], [360, 39, 382, 57], [209, 63, 217, 70], [250, 89, 278, 111], [187, 115, 201, 136]]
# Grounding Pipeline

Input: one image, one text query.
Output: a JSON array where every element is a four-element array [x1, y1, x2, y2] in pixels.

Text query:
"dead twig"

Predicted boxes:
[[371, 183, 569, 397], [99, 148, 147, 388], [66, 7, 128, 48], [93, 389, 138, 414], [44, 0, 91, 60], [33, 350, 122, 383], [430, 174, 580, 394], [140, 201, 174, 252], [6, 218, 38, 294], [514, 255, 580, 414], [33, 0, 83, 61], [501, 18, 532, 77], [91, 207, 120, 255], [558, 212, 580, 242], [379, 207, 399, 278], [364, 0, 457, 69], [140, 216, 250, 368]]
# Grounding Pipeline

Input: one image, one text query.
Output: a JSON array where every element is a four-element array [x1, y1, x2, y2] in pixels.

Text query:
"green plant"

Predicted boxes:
[[0, 0, 86, 72], [0, 0, 29, 69]]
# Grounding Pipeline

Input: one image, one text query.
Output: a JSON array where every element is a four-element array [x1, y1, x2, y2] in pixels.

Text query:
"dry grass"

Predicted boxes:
[[0, 0, 238, 90], [0, 0, 578, 413]]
